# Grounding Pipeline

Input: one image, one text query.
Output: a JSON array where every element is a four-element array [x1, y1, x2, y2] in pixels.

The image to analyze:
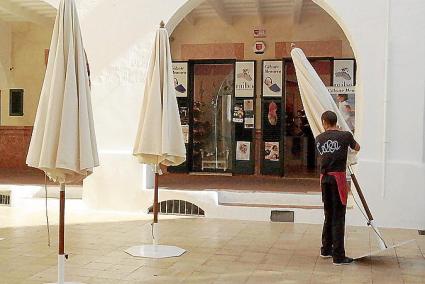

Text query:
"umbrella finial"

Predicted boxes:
[[160, 21, 165, 28]]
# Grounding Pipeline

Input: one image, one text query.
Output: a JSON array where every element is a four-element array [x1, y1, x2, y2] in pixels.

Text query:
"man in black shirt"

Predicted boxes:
[[316, 111, 360, 265]]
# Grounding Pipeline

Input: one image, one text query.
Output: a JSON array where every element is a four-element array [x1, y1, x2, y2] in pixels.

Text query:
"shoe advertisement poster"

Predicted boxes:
[[263, 60, 282, 97], [244, 99, 254, 128], [333, 59, 355, 87], [235, 61, 255, 97], [233, 103, 244, 123], [265, 142, 279, 161], [236, 141, 250, 161], [173, 62, 188, 97]]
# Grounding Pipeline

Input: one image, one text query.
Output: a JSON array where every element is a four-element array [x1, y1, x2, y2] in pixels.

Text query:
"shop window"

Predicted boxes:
[[9, 89, 24, 116], [148, 200, 205, 216]]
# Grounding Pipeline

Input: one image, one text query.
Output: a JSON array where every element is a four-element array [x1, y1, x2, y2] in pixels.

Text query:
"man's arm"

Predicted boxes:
[[353, 142, 360, 152], [348, 132, 360, 151]]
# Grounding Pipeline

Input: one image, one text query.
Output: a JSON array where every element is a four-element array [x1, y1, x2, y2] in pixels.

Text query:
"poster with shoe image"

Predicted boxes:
[[236, 141, 251, 160], [173, 62, 188, 97], [265, 142, 279, 161], [235, 61, 255, 97], [263, 60, 283, 97], [244, 99, 254, 128], [233, 103, 244, 123]]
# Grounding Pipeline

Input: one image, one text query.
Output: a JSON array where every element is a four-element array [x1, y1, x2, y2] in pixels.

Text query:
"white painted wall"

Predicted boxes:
[[0, 20, 12, 123], [43, 0, 424, 229], [0, 21, 52, 126]]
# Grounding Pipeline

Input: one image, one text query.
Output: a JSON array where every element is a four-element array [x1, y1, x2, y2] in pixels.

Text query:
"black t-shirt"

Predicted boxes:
[[315, 130, 357, 173]]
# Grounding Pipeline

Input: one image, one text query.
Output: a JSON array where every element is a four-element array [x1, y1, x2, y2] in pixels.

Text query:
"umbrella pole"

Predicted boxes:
[[152, 165, 159, 245], [58, 183, 65, 284], [348, 166, 387, 249]]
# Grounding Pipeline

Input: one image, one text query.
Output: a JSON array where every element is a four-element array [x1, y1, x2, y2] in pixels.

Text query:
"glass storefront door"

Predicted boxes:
[[190, 63, 234, 173], [283, 59, 333, 178]]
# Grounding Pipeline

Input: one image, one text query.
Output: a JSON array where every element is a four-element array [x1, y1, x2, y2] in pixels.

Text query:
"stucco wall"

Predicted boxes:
[[0, 22, 52, 126], [40, 0, 424, 229], [170, 13, 353, 60], [0, 20, 12, 121]]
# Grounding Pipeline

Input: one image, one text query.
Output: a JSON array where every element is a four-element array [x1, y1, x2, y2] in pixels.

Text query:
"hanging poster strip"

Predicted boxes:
[[333, 59, 355, 87], [172, 62, 188, 97], [262, 60, 283, 97], [235, 61, 255, 97]]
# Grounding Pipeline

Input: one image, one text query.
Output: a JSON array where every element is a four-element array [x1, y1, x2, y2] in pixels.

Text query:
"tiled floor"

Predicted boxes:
[[0, 201, 424, 283]]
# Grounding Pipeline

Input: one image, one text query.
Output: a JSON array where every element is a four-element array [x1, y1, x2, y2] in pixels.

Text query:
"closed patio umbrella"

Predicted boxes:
[[26, 0, 98, 282], [126, 21, 186, 258], [290, 47, 396, 255]]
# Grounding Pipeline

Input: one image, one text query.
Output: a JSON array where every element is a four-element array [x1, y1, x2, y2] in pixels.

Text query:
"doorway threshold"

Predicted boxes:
[[189, 172, 233, 177]]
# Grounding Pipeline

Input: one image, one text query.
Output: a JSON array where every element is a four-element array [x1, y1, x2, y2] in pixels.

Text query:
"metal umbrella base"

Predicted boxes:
[[125, 222, 186, 259], [125, 244, 186, 259], [355, 239, 416, 260]]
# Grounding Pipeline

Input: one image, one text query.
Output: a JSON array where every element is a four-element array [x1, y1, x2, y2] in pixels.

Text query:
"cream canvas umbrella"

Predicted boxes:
[[290, 47, 414, 258], [125, 21, 186, 259], [26, 0, 98, 283]]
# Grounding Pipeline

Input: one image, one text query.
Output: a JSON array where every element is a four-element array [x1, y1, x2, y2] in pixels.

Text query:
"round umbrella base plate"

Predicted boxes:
[[45, 282, 84, 284], [125, 245, 186, 259]]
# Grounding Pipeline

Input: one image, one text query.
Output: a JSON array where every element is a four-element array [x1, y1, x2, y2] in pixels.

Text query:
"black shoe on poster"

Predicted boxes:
[[333, 257, 354, 265]]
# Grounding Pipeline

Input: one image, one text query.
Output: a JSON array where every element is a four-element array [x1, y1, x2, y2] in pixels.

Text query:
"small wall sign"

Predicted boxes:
[[253, 41, 266, 54], [253, 27, 266, 38]]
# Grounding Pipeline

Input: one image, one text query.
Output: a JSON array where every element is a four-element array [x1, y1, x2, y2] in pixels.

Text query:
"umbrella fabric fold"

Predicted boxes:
[[290, 48, 357, 165], [26, 0, 98, 184], [133, 27, 186, 167]]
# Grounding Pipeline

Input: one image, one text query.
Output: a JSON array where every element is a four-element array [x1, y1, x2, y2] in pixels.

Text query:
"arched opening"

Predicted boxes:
[[165, 0, 356, 182]]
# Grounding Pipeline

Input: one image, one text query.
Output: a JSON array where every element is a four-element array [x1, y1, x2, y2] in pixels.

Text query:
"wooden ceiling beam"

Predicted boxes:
[[207, 0, 233, 25]]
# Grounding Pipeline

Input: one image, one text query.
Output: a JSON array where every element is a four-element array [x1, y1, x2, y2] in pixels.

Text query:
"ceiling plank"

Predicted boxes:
[[0, 0, 52, 26], [254, 0, 264, 24], [292, 0, 304, 24], [207, 0, 232, 25], [184, 13, 197, 26]]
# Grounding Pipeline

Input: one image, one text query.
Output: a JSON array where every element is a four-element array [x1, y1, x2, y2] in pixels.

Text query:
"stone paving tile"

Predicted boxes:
[[0, 218, 424, 283]]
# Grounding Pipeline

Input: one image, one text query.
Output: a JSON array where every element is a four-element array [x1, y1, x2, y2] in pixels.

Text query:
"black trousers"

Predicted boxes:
[[321, 175, 347, 261]]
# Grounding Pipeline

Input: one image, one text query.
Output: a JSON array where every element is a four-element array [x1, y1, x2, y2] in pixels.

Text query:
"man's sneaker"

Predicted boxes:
[[320, 253, 332, 259], [333, 257, 354, 265]]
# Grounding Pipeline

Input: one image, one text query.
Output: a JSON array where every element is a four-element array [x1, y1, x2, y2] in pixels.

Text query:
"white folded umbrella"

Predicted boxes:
[[290, 48, 393, 254], [290, 48, 352, 138], [128, 21, 186, 259], [26, 0, 98, 282], [133, 24, 186, 167]]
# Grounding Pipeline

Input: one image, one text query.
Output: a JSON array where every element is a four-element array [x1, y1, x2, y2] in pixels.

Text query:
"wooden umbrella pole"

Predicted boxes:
[[348, 167, 373, 221], [153, 173, 159, 223], [58, 183, 65, 284], [153, 165, 159, 223], [348, 166, 388, 249], [59, 183, 65, 254]]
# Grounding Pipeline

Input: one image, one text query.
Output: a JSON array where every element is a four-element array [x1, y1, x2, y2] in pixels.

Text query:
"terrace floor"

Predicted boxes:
[[0, 198, 424, 283]]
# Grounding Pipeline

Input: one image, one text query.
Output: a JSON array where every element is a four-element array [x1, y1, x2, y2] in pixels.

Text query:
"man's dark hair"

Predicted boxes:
[[321, 111, 337, 126]]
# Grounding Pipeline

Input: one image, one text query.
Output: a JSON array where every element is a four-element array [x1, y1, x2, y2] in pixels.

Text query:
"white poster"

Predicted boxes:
[[182, 125, 189, 144], [173, 62, 188, 97], [236, 141, 250, 161], [235, 61, 255, 97], [333, 59, 355, 87], [263, 60, 283, 97]]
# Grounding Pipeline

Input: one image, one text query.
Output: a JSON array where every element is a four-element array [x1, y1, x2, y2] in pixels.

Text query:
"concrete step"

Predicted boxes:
[[217, 190, 323, 209]]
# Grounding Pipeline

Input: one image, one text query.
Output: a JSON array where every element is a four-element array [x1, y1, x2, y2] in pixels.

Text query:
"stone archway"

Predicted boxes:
[[166, 0, 359, 177]]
